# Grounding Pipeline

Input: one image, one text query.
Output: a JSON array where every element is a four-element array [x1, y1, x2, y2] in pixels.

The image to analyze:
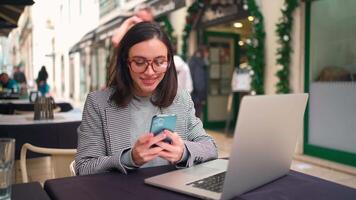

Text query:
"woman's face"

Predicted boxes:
[[128, 38, 168, 97]]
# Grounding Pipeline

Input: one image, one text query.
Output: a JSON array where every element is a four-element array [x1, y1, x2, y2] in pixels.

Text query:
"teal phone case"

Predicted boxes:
[[150, 114, 177, 143]]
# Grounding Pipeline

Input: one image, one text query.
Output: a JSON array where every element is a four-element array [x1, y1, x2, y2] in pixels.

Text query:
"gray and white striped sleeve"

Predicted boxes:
[[179, 90, 218, 167], [75, 92, 129, 175]]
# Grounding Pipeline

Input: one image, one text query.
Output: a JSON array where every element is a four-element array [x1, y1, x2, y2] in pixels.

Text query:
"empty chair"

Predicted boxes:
[[69, 160, 76, 176], [20, 143, 77, 183]]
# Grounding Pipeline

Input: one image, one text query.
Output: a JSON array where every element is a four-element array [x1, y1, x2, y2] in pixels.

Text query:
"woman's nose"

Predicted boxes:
[[144, 63, 155, 75]]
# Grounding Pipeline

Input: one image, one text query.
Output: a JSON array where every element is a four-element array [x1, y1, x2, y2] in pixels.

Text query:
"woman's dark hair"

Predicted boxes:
[[109, 22, 177, 108]]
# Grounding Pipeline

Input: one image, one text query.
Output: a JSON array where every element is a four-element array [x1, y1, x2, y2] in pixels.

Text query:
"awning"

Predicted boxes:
[[95, 16, 125, 42], [69, 30, 96, 54], [148, 0, 186, 18], [69, 0, 186, 54], [0, 0, 35, 37], [69, 15, 125, 54]]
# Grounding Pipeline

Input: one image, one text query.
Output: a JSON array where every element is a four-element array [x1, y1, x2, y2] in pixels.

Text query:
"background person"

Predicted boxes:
[[174, 55, 193, 93], [76, 22, 218, 175], [188, 45, 209, 119], [0, 72, 19, 92], [13, 65, 27, 85], [13, 65, 28, 96], [111, 4, 154, 47], [36, 66, 50, 96], [37, 80, 50, 96]]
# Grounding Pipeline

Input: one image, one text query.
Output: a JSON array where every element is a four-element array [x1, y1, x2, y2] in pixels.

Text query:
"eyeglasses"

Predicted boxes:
[[128, 56, 169, 73]]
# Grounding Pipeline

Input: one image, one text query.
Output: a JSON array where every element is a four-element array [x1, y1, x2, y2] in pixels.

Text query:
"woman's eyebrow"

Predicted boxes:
[[154, 56, 167, 59], [130, 56, 146, 59], [130, 55, 167, 59]]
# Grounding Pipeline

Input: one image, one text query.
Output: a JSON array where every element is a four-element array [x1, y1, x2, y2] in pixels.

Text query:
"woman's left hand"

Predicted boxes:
[[156, 130, 185, 164]]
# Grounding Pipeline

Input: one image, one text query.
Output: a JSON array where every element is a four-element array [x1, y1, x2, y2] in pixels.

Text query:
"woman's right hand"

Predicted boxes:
[[131, 132, 167, 166]]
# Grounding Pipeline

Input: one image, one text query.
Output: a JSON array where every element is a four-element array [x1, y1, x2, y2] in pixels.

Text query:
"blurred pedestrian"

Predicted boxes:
[[36, 66, 50, 96], [13, 65, 28, 96], [188, 46, 209, 119], [37, 66, 48, 83], [13, 65, 27, 84]]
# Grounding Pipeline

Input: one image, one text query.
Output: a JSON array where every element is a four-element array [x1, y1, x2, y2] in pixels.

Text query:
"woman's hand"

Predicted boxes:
[[156, 130, 185, 164], [131, 133, 166, 166]]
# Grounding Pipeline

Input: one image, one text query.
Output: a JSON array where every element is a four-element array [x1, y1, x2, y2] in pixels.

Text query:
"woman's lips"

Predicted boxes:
[[141, 77, 157, 86]]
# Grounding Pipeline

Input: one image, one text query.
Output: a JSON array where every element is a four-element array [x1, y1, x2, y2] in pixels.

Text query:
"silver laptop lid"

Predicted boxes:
[[221, 93, 308, 200]]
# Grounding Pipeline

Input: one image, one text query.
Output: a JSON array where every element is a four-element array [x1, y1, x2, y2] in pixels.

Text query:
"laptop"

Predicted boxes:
[[144, 94, 309, 200]]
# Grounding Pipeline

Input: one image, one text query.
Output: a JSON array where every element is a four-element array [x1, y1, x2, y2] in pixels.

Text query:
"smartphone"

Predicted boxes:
[[149, 114, 177, 144]]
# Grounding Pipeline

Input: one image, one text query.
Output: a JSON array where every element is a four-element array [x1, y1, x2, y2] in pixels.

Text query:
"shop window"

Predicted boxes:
[[305, 0, 356, 166], [309, 0, 356, 82]]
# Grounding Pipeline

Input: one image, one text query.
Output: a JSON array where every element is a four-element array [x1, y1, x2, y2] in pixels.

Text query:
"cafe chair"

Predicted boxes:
[[20, 143, 77, 183], [69, 160, 76, 176]]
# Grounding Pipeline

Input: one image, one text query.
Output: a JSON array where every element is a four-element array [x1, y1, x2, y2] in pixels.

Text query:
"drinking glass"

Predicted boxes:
[[0, 138, 15, 200]]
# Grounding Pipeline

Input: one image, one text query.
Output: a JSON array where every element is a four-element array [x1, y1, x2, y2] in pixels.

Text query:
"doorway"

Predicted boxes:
[[203, 31, 239, 129], [200, 16, 252, 131]]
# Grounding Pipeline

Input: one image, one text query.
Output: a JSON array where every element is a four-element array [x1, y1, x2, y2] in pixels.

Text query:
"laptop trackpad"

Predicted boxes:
[[179, 159, 228, 177]]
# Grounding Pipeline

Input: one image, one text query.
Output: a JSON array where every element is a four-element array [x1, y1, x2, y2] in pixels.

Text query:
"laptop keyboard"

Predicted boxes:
[[186, 172, 226, 193]]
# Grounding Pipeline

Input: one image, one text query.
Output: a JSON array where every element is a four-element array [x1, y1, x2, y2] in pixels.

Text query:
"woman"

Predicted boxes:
[[36, 66, 50, 96], [76, 22, 218, 175]]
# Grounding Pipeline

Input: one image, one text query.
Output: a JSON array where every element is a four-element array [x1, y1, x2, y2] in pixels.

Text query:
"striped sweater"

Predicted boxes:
[[75, 88, 218, 175]]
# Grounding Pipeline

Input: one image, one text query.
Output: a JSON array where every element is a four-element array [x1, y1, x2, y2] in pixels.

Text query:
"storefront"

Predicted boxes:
[[304, 0, 356, 167], [196, 1, 251, 130]]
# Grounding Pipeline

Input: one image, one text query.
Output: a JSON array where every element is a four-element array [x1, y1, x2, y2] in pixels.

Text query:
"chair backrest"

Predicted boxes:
[[69, 160, 76, 176], [20, 143, 77, 183]]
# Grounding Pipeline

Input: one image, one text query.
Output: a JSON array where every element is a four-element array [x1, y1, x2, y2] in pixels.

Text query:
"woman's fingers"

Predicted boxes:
[[164, 131, 183, 146], [133, 133, 161, 165], [137, 133, 153, 145], [147, 132, 168, 147], [133, 131, 184, 165]]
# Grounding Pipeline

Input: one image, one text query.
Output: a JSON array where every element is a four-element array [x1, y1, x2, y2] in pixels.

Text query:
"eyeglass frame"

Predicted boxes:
[[127, 56, 170, 73]]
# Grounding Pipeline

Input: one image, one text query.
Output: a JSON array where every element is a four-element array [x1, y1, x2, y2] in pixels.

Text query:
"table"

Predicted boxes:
[[0, 99, 73, 114], [0, 92, 20, 100], [44, 164, 356, 200], [12, 182, 51, 200], [0, 110, 81, 159]]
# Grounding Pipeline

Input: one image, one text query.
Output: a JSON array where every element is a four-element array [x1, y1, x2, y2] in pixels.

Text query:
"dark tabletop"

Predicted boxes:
[[12, 182, 51, 200], [0, 101, 73, 114], [0, 121, 80, 159], [44, 165, 356, 200]]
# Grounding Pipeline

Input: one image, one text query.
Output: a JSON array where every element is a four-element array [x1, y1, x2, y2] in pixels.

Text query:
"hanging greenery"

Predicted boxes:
[[157, 16, 175, 43], [275, 0, 299, 94], [243, 0, 266, 95], [181, 0, 206, 60]]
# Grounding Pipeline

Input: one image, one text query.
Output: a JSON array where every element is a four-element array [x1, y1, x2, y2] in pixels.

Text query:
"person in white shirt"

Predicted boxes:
[[174, 55, 193, 93]]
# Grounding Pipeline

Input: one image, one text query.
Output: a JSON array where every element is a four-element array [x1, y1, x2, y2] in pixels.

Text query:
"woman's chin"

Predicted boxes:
[[136, 85, 157, 96]]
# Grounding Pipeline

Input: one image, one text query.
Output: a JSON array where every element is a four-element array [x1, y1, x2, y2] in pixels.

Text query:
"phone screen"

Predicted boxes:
[[150, 114, 177, 143]]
